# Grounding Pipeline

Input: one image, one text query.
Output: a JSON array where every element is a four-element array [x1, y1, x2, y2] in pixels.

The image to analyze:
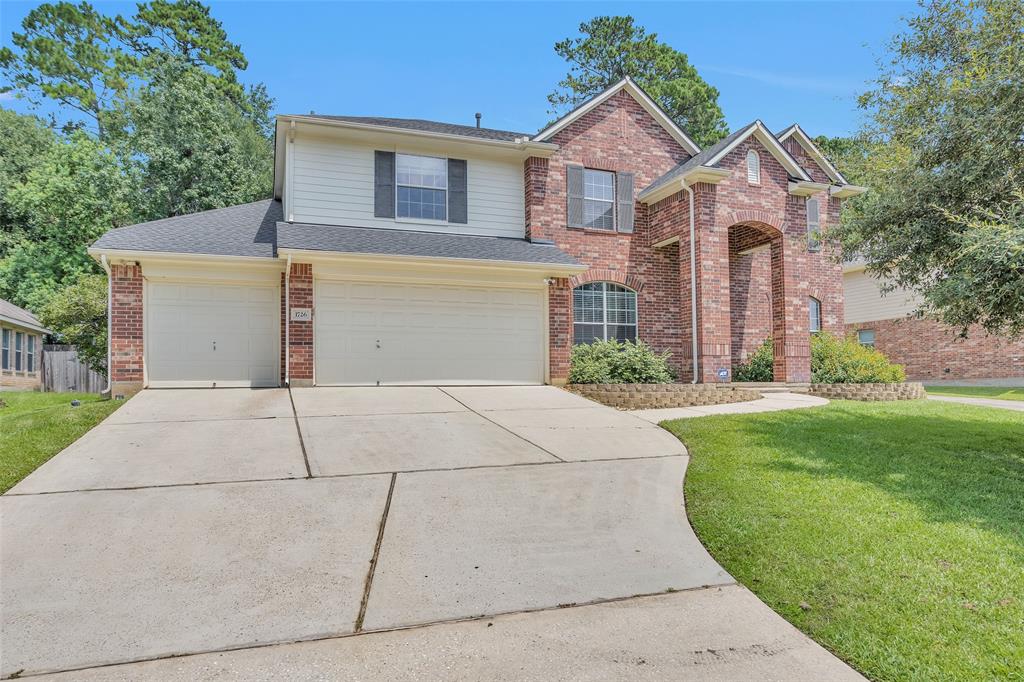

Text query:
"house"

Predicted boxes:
[[1, 299, 50, 391], [89, 78, 865, 395], [843, 264, 1024, 383]]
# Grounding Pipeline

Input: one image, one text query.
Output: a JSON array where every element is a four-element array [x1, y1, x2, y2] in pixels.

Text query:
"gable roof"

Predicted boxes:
[[776, 124, 849, 184], [640, 120, 812, 201], [532, 77, 702, 156], [284, 116, 530, 142], [0, 299, 49, 334]]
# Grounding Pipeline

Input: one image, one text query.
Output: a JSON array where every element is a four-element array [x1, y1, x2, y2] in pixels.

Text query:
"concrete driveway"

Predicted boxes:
[[1, 386, 859, 680]]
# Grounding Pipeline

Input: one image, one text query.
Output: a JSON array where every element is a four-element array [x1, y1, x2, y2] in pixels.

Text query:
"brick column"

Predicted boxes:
[[692, 184, 732, 382], [547, 278, 571, 384], [771, 235, 811, 382], [524, 156, 550, 241], [287, 262, 314, 386], [109, 263, 144, 397]]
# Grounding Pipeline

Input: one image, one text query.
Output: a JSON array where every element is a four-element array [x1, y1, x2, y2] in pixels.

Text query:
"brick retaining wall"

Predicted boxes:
[[808, 382, 925, 401], [568, 383, 761, 410]]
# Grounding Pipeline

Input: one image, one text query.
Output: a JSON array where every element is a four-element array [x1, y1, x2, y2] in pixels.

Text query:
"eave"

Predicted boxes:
[[638, 167, 731, 205], [830, 184, 868, 199], [788, 181, 831, 196]]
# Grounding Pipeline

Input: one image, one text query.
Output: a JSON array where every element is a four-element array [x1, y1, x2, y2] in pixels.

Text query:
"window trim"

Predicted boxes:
[[1, 328, 9, 370], [809, 297, 822, 333], [806, 196, 821, 252], [572, 281, 638, 344], [857, 329, 876, 348], [14, 331, 24, 372], [395, 152, 449, 224], [27, 334, 36, 373], [582, 168, 616, 232], [746, 149, 761, 185]]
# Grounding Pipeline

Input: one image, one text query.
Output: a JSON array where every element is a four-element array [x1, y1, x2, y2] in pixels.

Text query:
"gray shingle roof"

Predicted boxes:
[[277, 222, 581, 266], [642, 123, 757, 195], [0, 299, 49, 333], [91, 200, 280, 258], [287, 116, 530, 142]]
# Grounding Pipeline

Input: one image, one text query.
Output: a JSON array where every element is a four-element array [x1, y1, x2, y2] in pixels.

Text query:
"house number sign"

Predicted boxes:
[[290, 308, 312, 322]]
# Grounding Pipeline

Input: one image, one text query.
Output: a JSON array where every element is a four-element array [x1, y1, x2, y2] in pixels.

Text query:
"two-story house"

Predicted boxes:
[[90, 78, 865, 395]]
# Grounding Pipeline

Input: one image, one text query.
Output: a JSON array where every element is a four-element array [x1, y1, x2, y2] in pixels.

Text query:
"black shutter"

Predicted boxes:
[[374, 151, 395, 218], [616, 172, 635, 233], [566, 164, 584, 228], [448, 159, 468, 223]]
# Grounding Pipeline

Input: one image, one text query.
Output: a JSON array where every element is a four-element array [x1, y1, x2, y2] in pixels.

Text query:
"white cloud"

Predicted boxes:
[[704, 66, 862, 96], [0, 91, 16, 101]]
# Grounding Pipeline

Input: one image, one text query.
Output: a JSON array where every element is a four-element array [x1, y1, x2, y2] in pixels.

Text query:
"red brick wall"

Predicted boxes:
[[110, 262, 144, 392], [846, 318, 1024, 381], [729, 241, 773, 365], [287, 263, 314, 382]]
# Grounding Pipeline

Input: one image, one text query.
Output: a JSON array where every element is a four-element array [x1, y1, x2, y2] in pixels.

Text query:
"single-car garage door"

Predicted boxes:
[[146, 281, 279, 387], [315, 281, 545, 385]]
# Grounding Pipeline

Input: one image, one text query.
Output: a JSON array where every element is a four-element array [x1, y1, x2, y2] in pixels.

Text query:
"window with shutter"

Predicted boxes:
[[616, 172, 635, 233], [746, 150, 760, 184], [566, 165, 585, 228], [807, 197, 821, 252]]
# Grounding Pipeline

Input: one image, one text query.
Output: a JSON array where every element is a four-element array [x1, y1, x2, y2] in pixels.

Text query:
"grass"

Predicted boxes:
[[0, 391, 123, 494], [925, 385, 1024, 402], [662, 400, 1023, 682]]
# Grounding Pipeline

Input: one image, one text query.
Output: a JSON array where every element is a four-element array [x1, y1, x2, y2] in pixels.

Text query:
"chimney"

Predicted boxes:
[[475, 112, 481, 128]]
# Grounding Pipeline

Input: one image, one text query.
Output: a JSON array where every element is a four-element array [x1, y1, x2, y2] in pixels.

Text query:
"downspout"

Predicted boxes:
[[683, 184, 699, 384], [284, 254, 291, 387], [100, 255, 112, 395]]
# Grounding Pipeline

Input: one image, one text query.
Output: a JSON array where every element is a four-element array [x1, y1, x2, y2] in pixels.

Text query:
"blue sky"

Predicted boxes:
[[1, 1, 917, 139]]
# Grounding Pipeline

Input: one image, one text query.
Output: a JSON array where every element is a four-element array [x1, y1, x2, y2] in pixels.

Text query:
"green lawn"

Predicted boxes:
[[662, 400, 1023, 682], [0, 391, 123, 493], [925, 385, 1024, 402]]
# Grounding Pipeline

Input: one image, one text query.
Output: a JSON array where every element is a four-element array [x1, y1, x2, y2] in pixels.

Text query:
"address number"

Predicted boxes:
[[290, 308, 312, 322]]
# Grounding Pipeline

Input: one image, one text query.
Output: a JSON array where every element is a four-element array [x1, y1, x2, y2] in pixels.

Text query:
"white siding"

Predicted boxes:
[[843, 269, 920, 324], [289, 133, 525, 239]]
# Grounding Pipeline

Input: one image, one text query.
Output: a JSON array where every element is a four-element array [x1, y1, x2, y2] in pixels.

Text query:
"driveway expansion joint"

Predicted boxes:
[[287, 387, 313, 477], [355, 472, 397, 633]]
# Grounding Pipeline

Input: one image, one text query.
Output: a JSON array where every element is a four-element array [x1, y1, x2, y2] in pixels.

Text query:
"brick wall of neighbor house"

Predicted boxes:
[[109, 263, 144, 395], [846, 317, 1024, 382], [287, 262, 314, 385]]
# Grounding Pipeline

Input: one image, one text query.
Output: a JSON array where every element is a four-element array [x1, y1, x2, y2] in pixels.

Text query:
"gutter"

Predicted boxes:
[[284, 253, 291, 387], [683, 185, 699, 384], [99, 254, 112, 396]]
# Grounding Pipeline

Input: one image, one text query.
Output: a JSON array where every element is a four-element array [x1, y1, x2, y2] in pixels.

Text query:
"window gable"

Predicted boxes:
[[746, 149, 761, 185]]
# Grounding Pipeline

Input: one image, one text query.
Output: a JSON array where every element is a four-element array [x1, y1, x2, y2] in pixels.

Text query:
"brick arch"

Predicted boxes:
[[724, 209, 785, 236], [569, 269, 645, 292]]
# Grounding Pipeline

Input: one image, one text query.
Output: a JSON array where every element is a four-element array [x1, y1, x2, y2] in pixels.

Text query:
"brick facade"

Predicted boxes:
[[846, 317, 1024, 382], [287, 262, 314, 385], [109, 263, 144, 396]]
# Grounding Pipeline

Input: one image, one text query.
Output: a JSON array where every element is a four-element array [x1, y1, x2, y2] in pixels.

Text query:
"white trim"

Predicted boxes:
[[830, 184, 868, 199], [533, 78, 701, 156], [395, 152, 449, 222], [571, 281, 639, 345], [277, 248, 587, 277], [651, 235, 680, 249], [788, 180, 830, 196], [88, 248, 281, 266], [705, 121, 812, 181], [777, 124, 848, 184], [637, 166, 730, 205]]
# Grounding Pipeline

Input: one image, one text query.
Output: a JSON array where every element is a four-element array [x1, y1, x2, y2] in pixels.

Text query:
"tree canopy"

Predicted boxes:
[[548, 16, 728, 148], [833, 0, 1024, 337]]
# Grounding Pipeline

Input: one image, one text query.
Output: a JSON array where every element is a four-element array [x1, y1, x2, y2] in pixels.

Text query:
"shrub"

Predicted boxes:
[[568, 339, 675, 384], [733, 338, 774, 382], [811, 332, 906, 383]]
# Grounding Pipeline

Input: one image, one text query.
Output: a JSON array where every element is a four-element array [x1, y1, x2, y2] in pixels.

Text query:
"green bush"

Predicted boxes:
[[568, 339, 675, 384], [811, 332, 906, 383], [733, 333, 906, 384], [733, 338, 774, 382]]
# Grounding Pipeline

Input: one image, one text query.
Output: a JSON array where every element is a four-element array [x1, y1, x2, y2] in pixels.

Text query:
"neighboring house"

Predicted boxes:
[[843, 264, 1024, 382], [89, 78, 864, 395], [1, 299, 50, 391]]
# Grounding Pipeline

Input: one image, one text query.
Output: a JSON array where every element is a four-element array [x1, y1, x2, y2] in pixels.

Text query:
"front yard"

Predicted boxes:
[[0, 392, 122, 493], [663, 400, 1023, 681], [925, 385, 1024, 402]]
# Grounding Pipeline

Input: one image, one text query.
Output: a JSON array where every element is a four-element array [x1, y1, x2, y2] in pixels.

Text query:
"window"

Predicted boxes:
[[14, 331, 23, 371], [573, 282, 637, 344], [857, 329, 876, 348], [396, 153, 447, 221], [27, 335, 35, 373], [808, 297, 822, 333], [583, 169, 615, 230], [807, 197, 821, 252], [746, 149, 760, 184], [1, 329, 9, 370]]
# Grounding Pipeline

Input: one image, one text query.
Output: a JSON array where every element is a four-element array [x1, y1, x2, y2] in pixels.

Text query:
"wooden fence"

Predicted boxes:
[[41, 345, 105, 393]]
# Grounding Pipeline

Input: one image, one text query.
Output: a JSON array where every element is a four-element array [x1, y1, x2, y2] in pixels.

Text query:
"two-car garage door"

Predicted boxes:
[[315, 281, 545, 385]]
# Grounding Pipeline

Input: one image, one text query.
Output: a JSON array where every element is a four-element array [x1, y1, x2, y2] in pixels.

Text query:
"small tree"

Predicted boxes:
[[38, 273, 108, 376]]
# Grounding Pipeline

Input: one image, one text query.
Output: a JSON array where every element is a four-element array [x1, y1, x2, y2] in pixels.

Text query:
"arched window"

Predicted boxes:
[[573, 282, 637, 344], [809, 297, 822, 333], [746, 149, 760, 184], [806, 197, 821, 252]]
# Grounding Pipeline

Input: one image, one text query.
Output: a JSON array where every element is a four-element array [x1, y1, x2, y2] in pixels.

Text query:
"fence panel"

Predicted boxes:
[[41, 345, 105, 393]]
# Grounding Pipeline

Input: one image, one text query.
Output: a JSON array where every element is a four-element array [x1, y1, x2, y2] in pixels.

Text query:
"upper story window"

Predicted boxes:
[[806, 197, 821, 252], [583, 169, 615, 230], [809, 297, 822, 333], [573, 282, 638, 344], [396, 153, 447, 221], [746, 150, 761, 184]]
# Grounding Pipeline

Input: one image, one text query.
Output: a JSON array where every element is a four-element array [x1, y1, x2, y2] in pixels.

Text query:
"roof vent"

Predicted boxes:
[[475, 112, 481, 128]]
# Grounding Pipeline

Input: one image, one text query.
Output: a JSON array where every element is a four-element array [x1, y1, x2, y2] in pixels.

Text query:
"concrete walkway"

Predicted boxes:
[[631, 391, 829, 423], [927, 394, 1024, 412], [2, 386, 859, 681]]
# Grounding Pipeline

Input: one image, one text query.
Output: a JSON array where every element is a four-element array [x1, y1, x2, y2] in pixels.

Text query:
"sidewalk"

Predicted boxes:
[[631, 392, 828, 423], [927, 394, 1024, 412]]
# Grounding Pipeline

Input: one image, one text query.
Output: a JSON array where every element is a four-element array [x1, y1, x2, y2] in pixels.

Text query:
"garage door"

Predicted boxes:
[[146, 281, 279, 387], [316, 281, 545, 385]]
